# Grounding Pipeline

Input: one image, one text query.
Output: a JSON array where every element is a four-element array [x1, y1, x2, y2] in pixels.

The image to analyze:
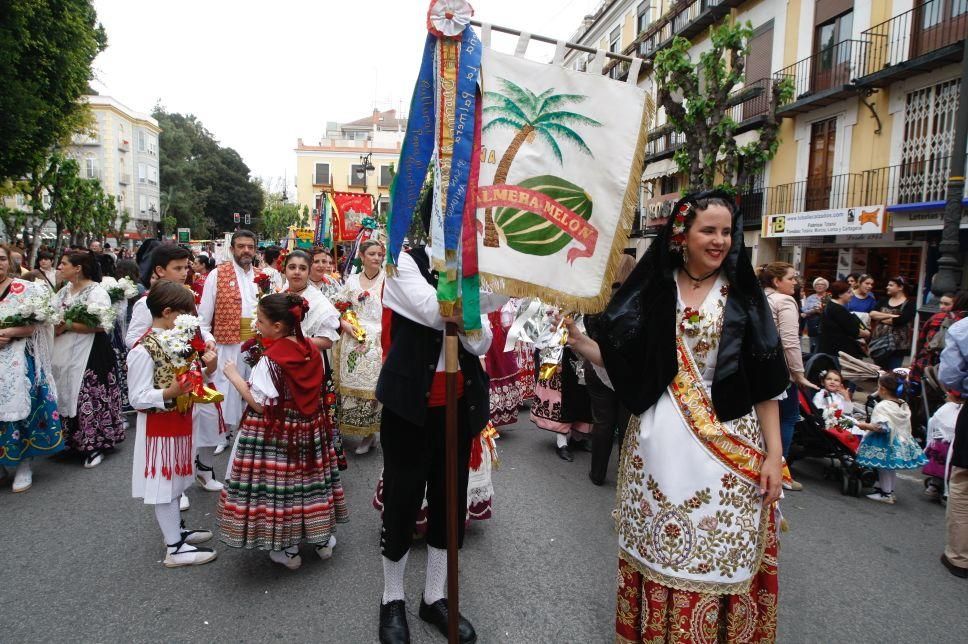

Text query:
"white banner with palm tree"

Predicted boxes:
[[476, 47, 648, 311]]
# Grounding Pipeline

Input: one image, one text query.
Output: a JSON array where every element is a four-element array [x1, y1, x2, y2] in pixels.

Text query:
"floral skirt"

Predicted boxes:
[[217, 407, 349, 550], [0, 354, 64, 466], [111, 324, 131, 413], [530, 350, 593, 435], [616, 510, 780, 643], [515, 342, 536, 401], [64, 332, 126, 454], [338, 392, 382, 437], [485, 312, 522, 427], [856, 431, 928, 470]]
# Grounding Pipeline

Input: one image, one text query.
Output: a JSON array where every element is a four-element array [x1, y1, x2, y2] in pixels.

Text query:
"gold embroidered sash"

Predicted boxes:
[[670, 336, 791, 487]]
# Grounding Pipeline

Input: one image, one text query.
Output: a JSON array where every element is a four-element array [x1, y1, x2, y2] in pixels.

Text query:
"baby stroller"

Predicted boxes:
[[789, 353, 877, 496], [921, 365, 955, 503]]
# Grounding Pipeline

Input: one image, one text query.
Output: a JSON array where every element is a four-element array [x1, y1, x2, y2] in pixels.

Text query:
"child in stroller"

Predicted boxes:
[[791, 354, 877, 496], [923, 390, 961, 502], [813, 368, 867, 451]]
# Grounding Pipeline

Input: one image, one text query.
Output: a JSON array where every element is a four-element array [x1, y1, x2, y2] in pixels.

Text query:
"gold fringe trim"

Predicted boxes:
[[340, 424, 380, 437], [338, 386, 379, 400], [479, 96, 651, 314], [385, 264, 398, 278]]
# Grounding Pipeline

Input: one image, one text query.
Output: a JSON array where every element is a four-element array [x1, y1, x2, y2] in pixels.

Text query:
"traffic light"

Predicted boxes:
[[233, 212, 240, 224], [244, 213, 251, 225]]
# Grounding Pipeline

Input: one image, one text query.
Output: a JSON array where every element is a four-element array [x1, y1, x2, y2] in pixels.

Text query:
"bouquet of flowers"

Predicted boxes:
[[101, 276, 140, 303], [254, 272, 272, 298], [679, 307, 703, 336], [0, 285, 59, 328], [63, 301, 116, 329], [154, 314, 223, 412], [822, 406, 855, 431], [241, 336, 265, 367], [334, 298, 366, 342]]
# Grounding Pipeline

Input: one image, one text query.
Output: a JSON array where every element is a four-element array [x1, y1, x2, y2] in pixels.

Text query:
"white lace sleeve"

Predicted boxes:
[[249, 359, 279, 406]]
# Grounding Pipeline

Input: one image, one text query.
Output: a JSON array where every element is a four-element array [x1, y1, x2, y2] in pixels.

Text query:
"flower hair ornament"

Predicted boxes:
[[669, 201, 691, 254], [289, 297, 310, 323]]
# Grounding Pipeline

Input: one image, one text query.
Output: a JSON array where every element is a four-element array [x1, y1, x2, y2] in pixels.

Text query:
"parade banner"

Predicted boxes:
[[331, 191, 374, 242], [475, 47, 648, 312]]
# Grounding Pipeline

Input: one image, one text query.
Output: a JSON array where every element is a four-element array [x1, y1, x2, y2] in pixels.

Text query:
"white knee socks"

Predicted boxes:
[[382, 551, 409, 604], [424, 545, 448, 605], [878, 470, 896, 494], [154, 499, 183, 545], [556, 433, 569, 449]]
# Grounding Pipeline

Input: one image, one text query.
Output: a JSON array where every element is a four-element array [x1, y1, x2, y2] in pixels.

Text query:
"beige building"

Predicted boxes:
[[69, 95, 162, 243], [294, 109, 407, 220]]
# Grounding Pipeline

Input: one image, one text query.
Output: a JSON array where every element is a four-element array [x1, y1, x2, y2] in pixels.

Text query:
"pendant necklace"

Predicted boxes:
[[362, 270, 380, 281], [682, 266, 720, 290]]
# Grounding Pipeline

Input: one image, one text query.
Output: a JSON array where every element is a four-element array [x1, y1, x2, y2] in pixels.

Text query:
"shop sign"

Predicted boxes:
[[890, 209, 968, 231], [177, 228, 191, 243], [761, 205, 887, 238], [643, 197, 676, 228]]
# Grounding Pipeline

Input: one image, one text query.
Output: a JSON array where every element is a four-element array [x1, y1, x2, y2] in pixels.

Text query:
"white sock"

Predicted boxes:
[[155, 499, 183, 545], [424, 545, 448, 605], [382, 551, 409, 604], [879, 470, 896, 494], [196, 446, 216, 476], [556, 433, 568, 449]]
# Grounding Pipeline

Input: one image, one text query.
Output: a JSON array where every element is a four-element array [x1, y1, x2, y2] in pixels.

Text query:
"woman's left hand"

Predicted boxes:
[[760, 455, 783, 507]]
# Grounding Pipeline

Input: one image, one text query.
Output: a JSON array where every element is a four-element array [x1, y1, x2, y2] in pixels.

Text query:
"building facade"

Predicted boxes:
[[69, 95, 162, 243], [565, 0, 966, 304], [294, 109, 406, 220]]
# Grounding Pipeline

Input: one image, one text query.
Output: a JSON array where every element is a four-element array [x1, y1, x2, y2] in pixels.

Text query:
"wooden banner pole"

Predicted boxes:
[[444, 321, 460, 644]]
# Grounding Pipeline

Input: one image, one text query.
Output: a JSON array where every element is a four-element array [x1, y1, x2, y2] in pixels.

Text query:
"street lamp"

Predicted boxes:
[[356, 152, 375, 192]]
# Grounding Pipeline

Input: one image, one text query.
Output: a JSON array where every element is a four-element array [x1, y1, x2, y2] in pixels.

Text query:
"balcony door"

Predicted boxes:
[[913, 0, 968, 58], [806, 117, 837, 211], [812, 10, 853, 93]]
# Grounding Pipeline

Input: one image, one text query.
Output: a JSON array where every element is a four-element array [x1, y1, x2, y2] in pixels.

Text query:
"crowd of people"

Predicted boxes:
[[3, 192, 967, 643]]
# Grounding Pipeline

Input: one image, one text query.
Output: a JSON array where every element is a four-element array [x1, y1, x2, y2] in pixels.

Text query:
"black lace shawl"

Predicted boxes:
[[595, 190, 788, 421]]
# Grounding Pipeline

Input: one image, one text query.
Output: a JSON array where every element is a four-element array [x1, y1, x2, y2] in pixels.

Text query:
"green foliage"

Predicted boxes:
[[153, 107, 264, 238], [0, 0, 107, 182], [258, 184, 305, 243], [654, 19, 785, 193]]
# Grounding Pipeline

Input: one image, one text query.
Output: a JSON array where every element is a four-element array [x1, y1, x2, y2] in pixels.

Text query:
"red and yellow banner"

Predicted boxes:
[[330, 191, 374, 242]]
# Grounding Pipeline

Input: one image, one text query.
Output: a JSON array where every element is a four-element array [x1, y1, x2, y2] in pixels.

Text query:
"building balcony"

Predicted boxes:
[[775, 39, 869, 115], [118, 140, 130, 152], [603, 0, 746, 80], [863, 153, 968, 209], [644, 128, 686, 163], [119, 173, 131, 185], [856, 0, 968, 89], [739, 173, 867, 219]]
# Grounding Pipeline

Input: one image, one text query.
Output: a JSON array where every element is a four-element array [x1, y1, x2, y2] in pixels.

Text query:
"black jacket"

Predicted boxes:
[[817, 302, 865, 358], [375, 247, 490, 435]]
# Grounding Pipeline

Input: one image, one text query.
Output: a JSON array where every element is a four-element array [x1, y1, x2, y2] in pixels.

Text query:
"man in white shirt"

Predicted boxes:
[[198, 230, 259, 456]]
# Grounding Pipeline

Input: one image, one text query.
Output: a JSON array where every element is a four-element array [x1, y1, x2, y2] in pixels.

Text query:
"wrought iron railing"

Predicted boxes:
[[725, 77, 774, 122], [863, 154, 968, 206], [861, 0, 968, 76], [646, 130, 686, 158], [774, 39, 869, 106]]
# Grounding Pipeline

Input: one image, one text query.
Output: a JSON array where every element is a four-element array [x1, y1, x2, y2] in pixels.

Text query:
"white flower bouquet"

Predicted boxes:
[[0, 287, 58, 328], [155, 314, 205, 368], [62, 301, 116, 330], [101, 276, 140, 303]]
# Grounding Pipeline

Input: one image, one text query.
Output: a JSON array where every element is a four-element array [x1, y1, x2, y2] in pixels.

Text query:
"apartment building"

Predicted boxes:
[[565, 0, 967, 300], [294, 109, 406, 222], [70, 95, 162, 243]]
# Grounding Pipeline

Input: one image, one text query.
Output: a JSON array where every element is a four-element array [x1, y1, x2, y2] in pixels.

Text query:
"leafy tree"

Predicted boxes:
[[481, 78, 601, 247], [653, 20, 793, 193], [0, 0, 107, 182], [258, 184, 308, 243], [153, 107, 264, 239]]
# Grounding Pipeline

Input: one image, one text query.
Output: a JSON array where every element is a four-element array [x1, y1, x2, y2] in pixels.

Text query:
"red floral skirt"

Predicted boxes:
[[616, 510, 779, 643]]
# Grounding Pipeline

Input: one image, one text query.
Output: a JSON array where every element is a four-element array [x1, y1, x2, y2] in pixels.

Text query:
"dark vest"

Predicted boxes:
[[375, 247, 490, 434]]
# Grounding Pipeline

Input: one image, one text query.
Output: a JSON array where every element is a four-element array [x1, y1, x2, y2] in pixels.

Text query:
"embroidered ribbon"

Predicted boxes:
[[477, 184, 600, 263], [669, 336, 791, 487]]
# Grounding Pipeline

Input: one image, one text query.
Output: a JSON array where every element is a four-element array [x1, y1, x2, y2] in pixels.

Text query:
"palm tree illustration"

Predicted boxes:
[[481, 78, 601, 247]]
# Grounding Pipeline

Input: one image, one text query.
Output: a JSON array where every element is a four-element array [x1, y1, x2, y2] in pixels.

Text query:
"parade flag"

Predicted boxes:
[[475, 45, 648, 312], [331, 191, 375, 242], [386, 0, 483, 334]]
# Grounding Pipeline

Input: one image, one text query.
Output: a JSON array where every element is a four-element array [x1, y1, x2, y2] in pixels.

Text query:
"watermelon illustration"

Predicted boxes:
[[493, 175, 593, 256]]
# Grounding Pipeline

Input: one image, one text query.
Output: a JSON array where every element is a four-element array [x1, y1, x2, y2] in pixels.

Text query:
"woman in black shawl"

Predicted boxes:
[[566, 190, 789, 642]]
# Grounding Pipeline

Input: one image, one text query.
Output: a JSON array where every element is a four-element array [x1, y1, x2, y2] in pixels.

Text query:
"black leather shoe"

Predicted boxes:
[[379, 600, 410, 644], [941, 554, 968, 578], [419, 598, 477, 643], [588, 471, 605, 486], [556, 445, 574, 462], [570, 437, 593, 452]]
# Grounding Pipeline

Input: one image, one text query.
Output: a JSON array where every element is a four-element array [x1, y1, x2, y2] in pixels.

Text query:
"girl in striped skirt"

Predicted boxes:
[[218, 293, 348, 570]]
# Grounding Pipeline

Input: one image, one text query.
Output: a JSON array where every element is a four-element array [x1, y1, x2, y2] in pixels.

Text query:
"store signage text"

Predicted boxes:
[[762, 204, 887, 238]]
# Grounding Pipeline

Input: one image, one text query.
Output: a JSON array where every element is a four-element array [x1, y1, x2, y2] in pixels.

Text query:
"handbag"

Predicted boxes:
[[868, 332, 897, 360]]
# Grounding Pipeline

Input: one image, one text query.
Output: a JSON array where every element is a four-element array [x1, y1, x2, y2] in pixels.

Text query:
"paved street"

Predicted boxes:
[[2, 413, 965, 643]]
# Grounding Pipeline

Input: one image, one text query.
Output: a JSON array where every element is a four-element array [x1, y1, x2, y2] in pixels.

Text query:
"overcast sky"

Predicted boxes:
[[90, 0, 603, 196]]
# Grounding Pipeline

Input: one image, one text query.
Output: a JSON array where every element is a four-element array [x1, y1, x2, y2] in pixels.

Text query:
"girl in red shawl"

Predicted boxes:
[[218, 293, 348, 570]]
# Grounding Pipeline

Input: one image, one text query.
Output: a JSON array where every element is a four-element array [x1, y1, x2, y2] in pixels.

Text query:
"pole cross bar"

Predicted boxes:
[[469, 18, 637, 64]]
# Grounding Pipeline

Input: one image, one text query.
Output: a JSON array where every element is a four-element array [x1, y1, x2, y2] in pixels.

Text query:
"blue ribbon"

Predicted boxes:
[[443, 27, 482, 258], [386, 34, 438, 267]]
